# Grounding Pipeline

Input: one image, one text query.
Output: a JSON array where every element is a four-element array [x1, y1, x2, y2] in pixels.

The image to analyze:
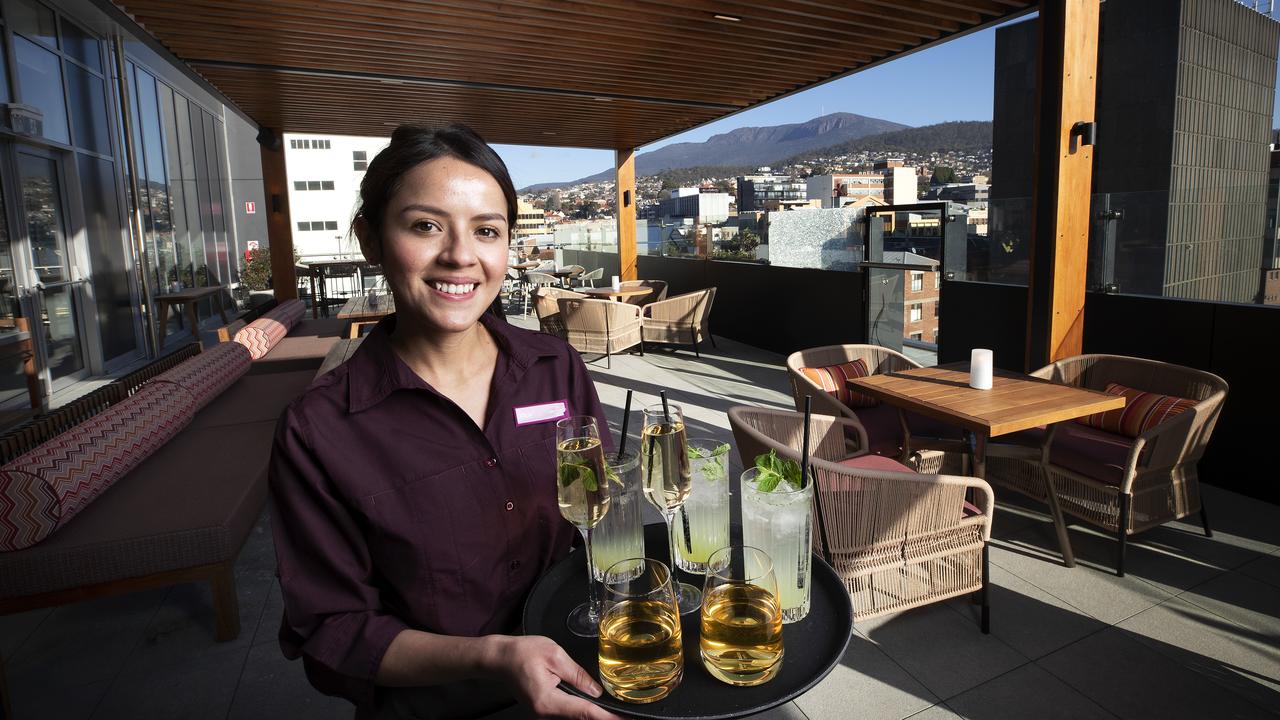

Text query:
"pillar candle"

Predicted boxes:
[[970, 349, 994, 390], [611, 275, 621, 291]]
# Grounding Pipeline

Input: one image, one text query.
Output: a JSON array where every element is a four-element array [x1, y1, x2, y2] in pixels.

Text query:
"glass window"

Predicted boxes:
[[302, 139, 310, 149], [59, 19, 101, 73], [321, 180, 334, 190], [14, 36, 69, 144], [910, 303, 922, 322], [354, 161, 367, 171], [293, 180, 305, 191], [79, 153, 135, 360], [353, 150, 367, 160], [297, 221, 309, 231], [9, 0, 57, 49], [911, 272, 923, 292], [307, 180, 321, 191], [324, 221, 338, 231], [65, 61, 111, 154]]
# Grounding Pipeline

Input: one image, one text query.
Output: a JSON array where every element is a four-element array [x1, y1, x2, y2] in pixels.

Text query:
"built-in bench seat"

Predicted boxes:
[[0, 298, 340, 717]]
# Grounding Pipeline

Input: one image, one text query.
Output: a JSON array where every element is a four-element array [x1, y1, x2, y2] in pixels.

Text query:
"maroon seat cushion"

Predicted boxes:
[[848, 403, 904, 456], [1050, 423, 1134, 486], [838, 454, 916, 473]]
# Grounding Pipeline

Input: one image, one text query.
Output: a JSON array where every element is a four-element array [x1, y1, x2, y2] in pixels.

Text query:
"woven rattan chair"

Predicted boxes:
[[557, 297, 643, 368], [576, 268, 603, 288], [985, 354, 1227, 576], [786, 344, 966, 473], [532, 287, 585, 339], [522, 271, 558, 316], [619, 279, 668, 306], [641, 287, 716, 357], [728, 406, 992, 630]]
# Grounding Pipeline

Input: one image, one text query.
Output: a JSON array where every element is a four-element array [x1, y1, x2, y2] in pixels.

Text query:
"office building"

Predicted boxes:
[[992, 0, 1280, 302], [514, 198, 549, 245], [737, 169, 808, 212], [284, 133, 387, 263], [657, 188, 732, 223]]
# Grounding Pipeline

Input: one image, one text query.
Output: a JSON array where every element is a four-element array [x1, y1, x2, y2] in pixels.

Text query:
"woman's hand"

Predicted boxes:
[[487, 635, 623, 719]]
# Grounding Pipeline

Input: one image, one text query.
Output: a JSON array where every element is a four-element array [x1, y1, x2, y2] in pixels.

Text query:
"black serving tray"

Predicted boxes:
[[523, 524, 853, 719]]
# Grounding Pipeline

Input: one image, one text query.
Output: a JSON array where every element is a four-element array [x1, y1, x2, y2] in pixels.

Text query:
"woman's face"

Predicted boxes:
[[366, 156, 509, 336]]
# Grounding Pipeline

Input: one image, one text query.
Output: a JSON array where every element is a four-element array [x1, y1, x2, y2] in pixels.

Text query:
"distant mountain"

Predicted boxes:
[[791, 121, 993, 163], [519, 112, 910, 191]]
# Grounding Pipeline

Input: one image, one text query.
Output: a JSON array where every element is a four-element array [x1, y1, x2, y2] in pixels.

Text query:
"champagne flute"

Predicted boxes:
[[556, 415, 612, 637], [640, 401, 701, 614]]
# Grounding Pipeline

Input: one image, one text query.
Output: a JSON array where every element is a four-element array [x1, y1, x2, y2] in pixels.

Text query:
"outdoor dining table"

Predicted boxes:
[[550, 267, 583, 287], [580, 287, 652, 302], [523, 523, 853, 719], [153, 285, 229, 345], [336, 293, 395, 337], [847, 362, 1125, 565]]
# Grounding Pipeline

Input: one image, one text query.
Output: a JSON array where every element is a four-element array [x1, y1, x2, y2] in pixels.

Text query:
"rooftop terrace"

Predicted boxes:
[[2, 317, 1276, 720]]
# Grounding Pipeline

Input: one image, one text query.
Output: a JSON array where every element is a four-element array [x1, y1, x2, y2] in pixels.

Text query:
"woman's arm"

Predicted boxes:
[[379, 630, 621, 719]]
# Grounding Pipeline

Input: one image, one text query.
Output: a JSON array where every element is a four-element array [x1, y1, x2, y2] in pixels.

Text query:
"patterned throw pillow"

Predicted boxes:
[[799, 358, 879, 408], [1077, 382, 1197, 438]]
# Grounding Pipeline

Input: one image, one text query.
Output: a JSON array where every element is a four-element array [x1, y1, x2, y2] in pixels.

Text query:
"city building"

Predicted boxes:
[[736, 168, 809, 212], [991, 0, 1280, 302], [657, 188, 732, 223], [284, 132, 387, 263], [807, 166, 919, 208], [897, 252, 941, 345], [514, 198, 549, 245]]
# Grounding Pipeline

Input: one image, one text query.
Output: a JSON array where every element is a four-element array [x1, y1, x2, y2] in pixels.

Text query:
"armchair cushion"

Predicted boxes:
[[846, 403, 902, 456], [1077, 382, 1196, 438], [799, 359, 879, 408], [1047, 423, 1135, 486], [837, 454, 916, 473]]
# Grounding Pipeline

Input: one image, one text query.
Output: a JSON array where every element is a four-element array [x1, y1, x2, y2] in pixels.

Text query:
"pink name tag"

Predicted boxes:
[[513, 399, 569, 426]]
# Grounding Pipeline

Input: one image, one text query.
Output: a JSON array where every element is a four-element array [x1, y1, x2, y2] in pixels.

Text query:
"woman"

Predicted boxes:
[[269, 125, 619, 720]]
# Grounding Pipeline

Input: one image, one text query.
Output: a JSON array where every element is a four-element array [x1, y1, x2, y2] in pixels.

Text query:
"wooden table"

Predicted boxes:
[[317, 337, 364, 377], [509, 261, 539, 271], [549, 268, 581, 288], [580, 287, 651, 302], [153, 286, 229, 345], [849, 363, 1125, 566], [337, 293, 394, 337]]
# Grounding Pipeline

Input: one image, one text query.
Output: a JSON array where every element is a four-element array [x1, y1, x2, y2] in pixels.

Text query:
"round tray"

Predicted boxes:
[[523, 524, 853, 719]]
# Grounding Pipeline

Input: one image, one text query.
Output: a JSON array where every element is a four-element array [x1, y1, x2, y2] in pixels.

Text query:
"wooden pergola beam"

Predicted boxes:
[[616, 150, 637, 281], [1026, 0, 1100, 369], [260, 134, 299, 304]]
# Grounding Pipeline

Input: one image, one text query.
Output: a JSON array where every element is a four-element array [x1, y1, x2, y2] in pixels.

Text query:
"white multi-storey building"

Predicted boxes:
[[283, 133, 389, 263]]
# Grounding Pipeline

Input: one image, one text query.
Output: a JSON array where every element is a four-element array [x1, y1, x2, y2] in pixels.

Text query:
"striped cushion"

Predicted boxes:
[[799, 359, 879, 408], [1077, 382, 1197, 438], [152, 341, 252, 410], [0, 382, 195, 551], [232, 299, 304, 360]]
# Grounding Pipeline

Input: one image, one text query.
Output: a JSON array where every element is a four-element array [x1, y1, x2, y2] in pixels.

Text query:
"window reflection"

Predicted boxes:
[[14, 36, 69, 145]]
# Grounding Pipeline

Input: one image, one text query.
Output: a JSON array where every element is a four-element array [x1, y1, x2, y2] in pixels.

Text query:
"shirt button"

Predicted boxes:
[[509, 560, 521, 571], [505, 501, 515, 511], [484, 457, 498, 468]]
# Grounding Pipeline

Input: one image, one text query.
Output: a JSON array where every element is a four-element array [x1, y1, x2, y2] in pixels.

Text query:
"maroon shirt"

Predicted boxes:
[[268, 312, 609, 709]]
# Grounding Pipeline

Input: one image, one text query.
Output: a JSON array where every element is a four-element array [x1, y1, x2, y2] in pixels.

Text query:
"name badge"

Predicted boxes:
[[513, 399, 569, 426]]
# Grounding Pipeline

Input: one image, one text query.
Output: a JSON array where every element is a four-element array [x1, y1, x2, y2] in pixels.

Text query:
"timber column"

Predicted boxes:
[[261, 131, 298, 302], [1026, 0, 1100, 369], [616, 149, 638, 281]]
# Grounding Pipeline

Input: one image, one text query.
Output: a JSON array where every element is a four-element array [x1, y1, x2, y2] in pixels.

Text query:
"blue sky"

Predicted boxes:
[[493, 20, 1007, 189], [494, 8, 1280, 190]]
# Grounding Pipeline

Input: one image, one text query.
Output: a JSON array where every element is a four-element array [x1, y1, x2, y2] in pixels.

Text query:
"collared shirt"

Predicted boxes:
[[268, 312, 609, 710]]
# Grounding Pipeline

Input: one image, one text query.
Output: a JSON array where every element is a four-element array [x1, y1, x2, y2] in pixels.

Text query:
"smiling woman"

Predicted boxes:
[[268, 125, 619, 720]]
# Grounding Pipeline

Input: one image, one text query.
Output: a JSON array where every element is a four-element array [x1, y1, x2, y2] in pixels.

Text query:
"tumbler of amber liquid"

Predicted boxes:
[[699, 545, 784, 686], [597, 558, 683, 703]]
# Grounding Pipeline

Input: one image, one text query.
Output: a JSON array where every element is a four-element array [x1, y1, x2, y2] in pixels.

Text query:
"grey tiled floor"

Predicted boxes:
[[2, 317, 1277, 719]]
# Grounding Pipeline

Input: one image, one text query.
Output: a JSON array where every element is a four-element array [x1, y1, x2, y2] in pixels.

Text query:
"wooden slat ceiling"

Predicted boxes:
[[114, 0, 1036, 150]]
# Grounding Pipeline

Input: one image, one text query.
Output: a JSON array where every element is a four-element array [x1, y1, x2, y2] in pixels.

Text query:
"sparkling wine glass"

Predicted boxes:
[[640, 403, 701, 614], [556, 415, 612, 636]]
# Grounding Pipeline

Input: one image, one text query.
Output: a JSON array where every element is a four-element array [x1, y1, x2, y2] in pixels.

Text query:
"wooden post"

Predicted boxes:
[[1025, 0, 1099, 369], [261, 134, 298, 302], [616, 150, 638, 281]]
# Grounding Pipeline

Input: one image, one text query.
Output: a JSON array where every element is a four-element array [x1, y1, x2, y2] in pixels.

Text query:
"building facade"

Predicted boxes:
[[656, 188, 731, 223], [513, 197, 548, 246], [284, 133, 386, 263], [992, 0, 1280, 302], [737, 169, 808, 212], [0, 0, 264, 413]]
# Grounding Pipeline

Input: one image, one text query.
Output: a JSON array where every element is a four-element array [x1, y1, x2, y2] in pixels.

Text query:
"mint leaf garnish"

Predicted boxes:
[[560, 462, 599, 491], [752, 449, 802, 492]]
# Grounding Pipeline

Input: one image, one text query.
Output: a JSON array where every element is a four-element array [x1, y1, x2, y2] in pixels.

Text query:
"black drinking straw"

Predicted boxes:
[[800, 395, 813, 487], [660, 390, 670, 423], [616, 389, 633, 459]]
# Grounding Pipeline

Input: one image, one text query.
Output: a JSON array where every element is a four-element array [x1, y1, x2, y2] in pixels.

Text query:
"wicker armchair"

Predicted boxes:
[[785, 344, 965, 473], [576, 268, 604, 288], [533, 287, 585, 339], [619, 279, 668, 306], [985, 354, 1227, 576], [641, 288, 716, 357], [557, 297, 643, 368], [728, 406, 992, 630]]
